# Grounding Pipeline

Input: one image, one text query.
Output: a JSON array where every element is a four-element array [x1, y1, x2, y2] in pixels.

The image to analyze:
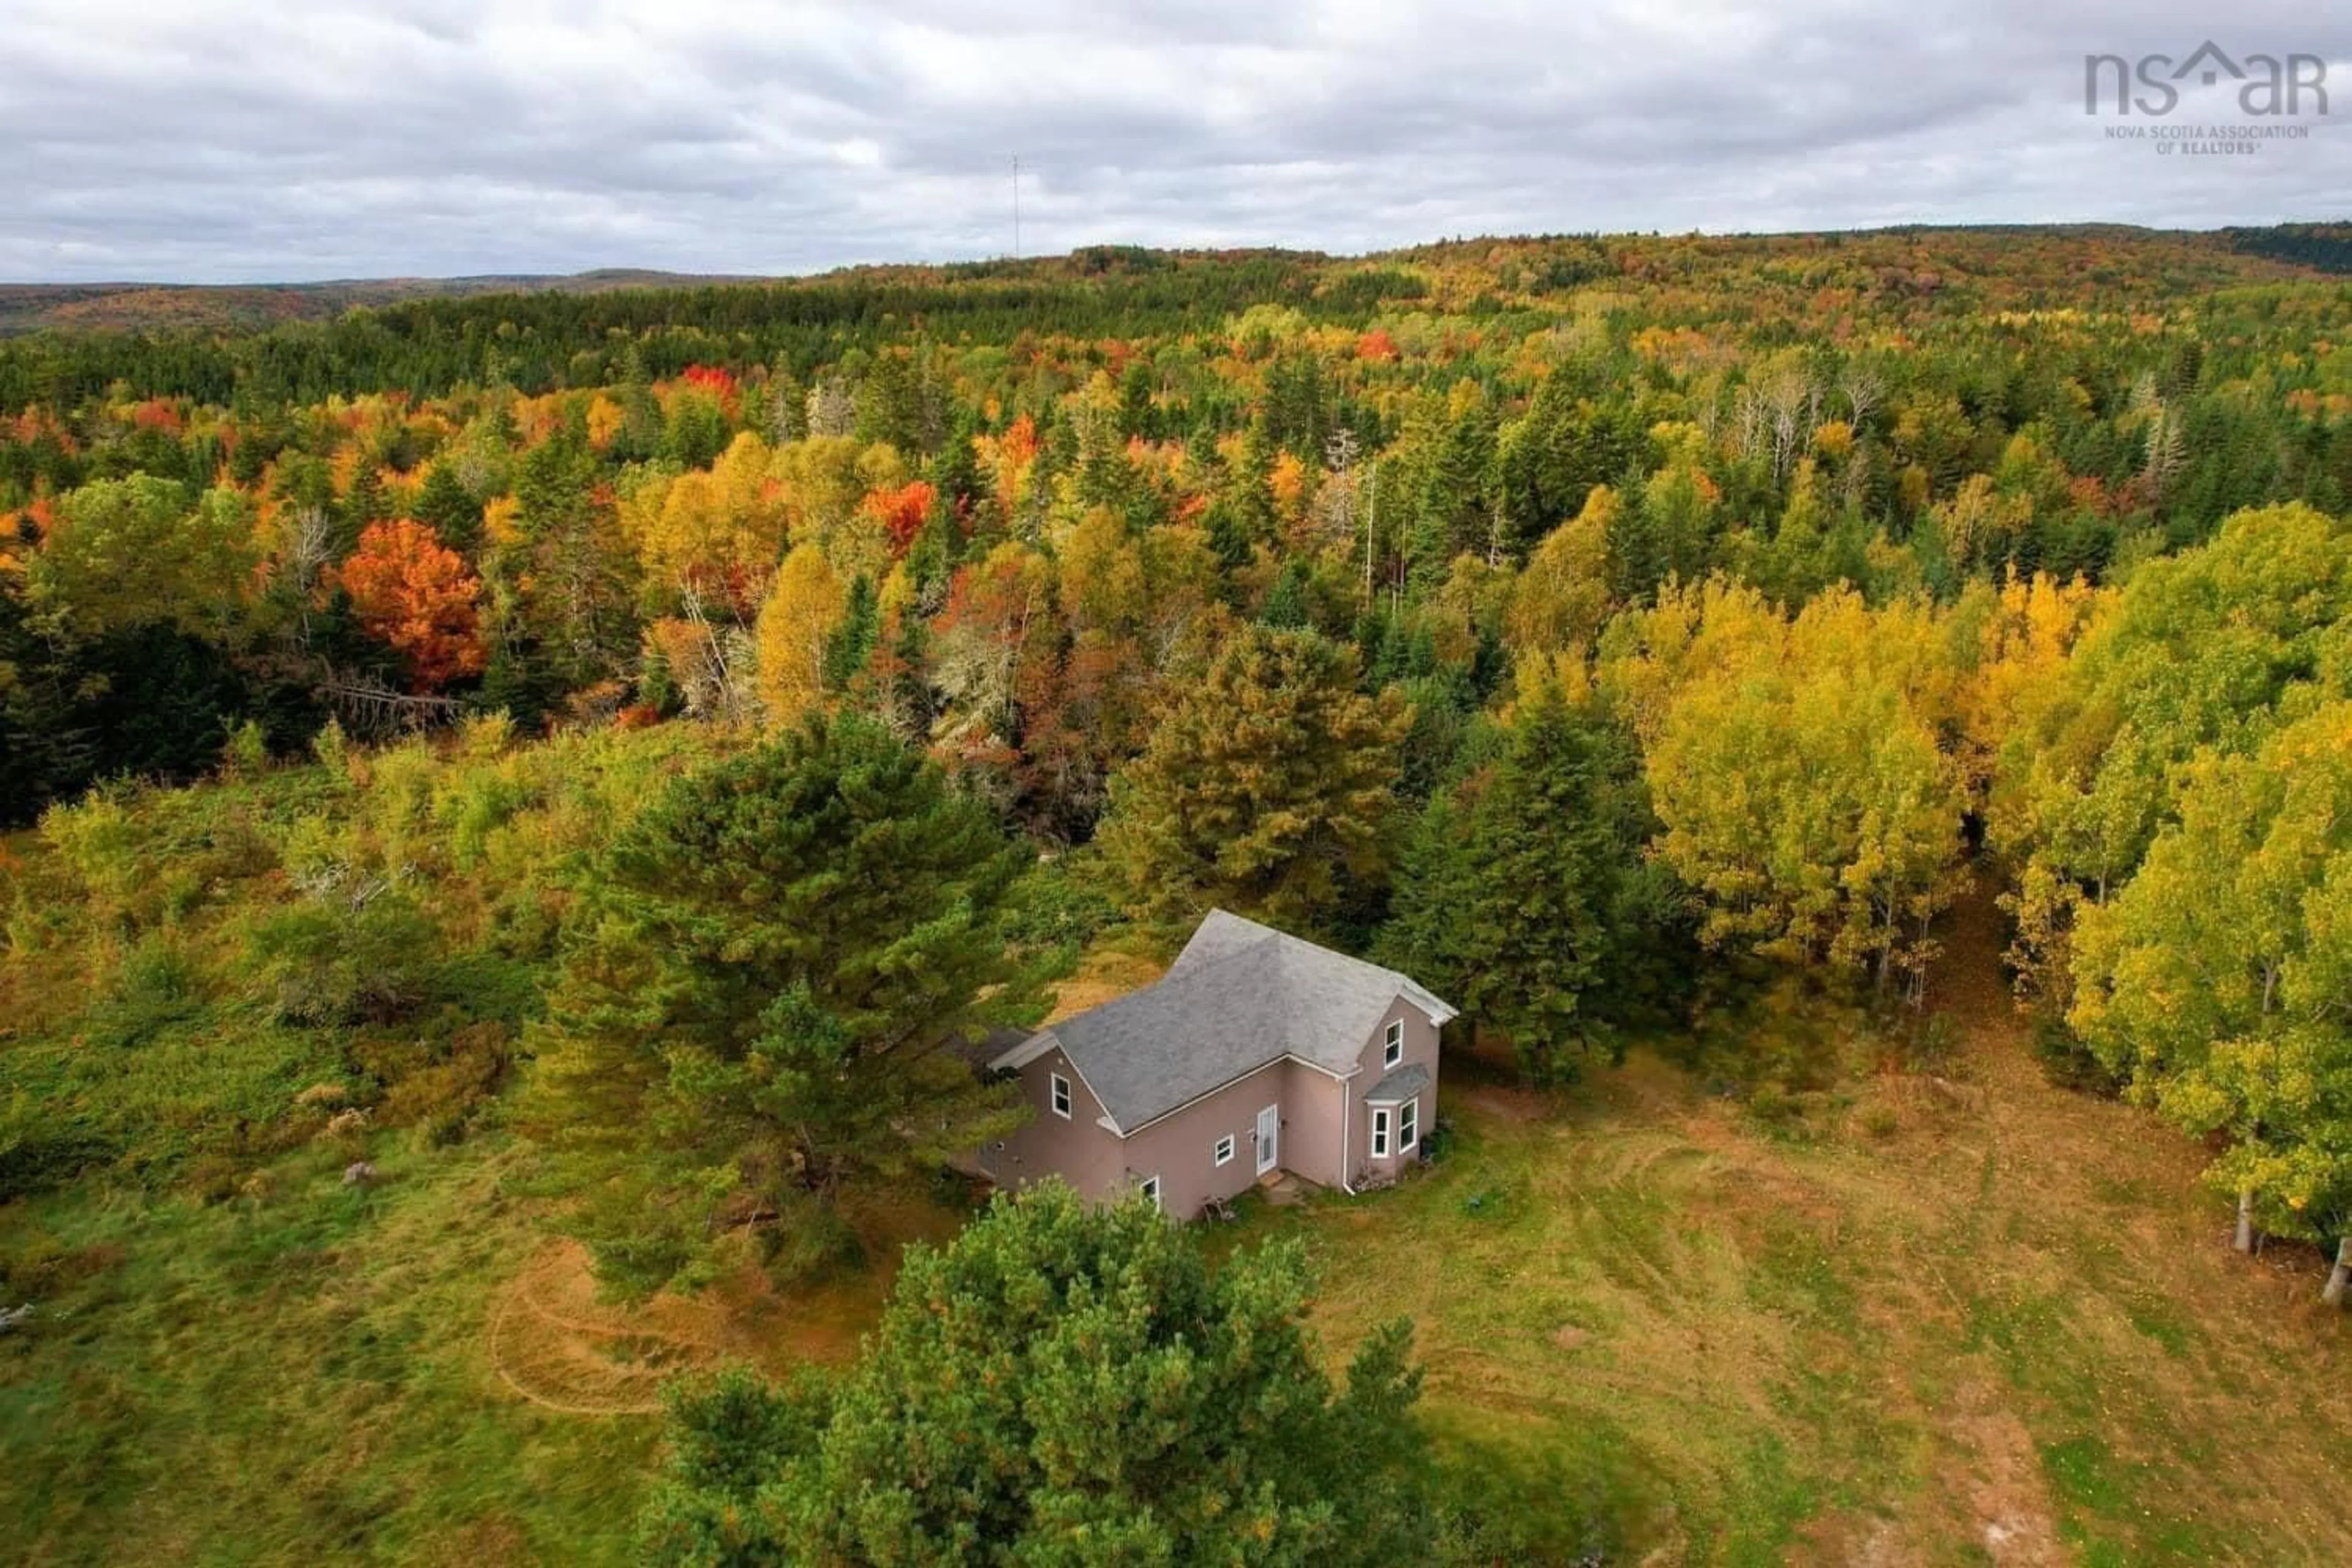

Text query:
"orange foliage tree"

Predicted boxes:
[[337, 518, 488, 690], [859, 479, 937, 558]]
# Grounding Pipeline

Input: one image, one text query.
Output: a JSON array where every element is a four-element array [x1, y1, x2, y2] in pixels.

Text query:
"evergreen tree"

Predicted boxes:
[[820, 573, 879, 691], [1261, 559, 1312, 628], [1094, 626, 1409, 932], [638, 1182, 1430, 1566], [413, 462, 481, 554], [524, 715, 1054, 1294], [1380, 682, 1676, 1083]]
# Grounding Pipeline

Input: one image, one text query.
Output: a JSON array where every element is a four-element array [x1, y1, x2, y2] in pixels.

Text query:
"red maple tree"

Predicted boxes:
[[859, 479, 938, 557], [337, 518, 488, 691]]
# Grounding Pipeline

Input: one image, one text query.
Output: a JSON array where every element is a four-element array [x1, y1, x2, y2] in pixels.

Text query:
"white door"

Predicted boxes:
[[1255, 1104, 1280, 1175]]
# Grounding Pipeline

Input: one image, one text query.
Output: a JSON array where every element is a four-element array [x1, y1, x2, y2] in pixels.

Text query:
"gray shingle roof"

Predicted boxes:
[[997, 910, 1454, 1131], [1363, 1061, 1431, 1104]]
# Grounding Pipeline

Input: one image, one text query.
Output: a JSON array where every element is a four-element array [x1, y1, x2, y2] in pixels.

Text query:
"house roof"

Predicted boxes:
[[992, 910, 1456, 1133], [1363, 1061, 1431, 1105]]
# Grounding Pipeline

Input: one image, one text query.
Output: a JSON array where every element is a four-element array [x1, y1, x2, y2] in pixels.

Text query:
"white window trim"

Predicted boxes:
[[1214, 1134, 1235, 1167], [1049, 1072, 1072, 1119], [1370, 1106, 1391, 1158], [1399, 1095, 1419, 1154], [1383, 1019, 1404, 1068], [1138, 1174, 1161, 1211]]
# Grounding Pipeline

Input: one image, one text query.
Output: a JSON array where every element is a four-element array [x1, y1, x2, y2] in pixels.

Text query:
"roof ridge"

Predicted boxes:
[[1076, 930, 1278, 1023], [1269, 925, 1407, 984]]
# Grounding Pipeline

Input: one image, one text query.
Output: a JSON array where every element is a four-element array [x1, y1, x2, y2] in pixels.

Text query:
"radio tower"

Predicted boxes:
[[1011, 155, 1022, 259]]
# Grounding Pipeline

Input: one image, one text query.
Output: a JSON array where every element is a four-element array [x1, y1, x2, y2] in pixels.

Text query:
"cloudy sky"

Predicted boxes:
[[2, 0, 2346, 283]]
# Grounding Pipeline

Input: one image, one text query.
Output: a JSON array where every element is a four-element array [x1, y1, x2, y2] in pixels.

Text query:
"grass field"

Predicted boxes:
[[5, 890, 2347, 1564], [1248, 893, 2352, 1564]]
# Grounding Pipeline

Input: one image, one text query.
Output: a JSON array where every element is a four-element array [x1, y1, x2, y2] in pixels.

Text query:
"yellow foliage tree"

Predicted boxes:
[[1506, 484, 1616, 658], [635, 433, 787, 600], [1607, 578, 1968, 989], [755, 545, 846, 726]]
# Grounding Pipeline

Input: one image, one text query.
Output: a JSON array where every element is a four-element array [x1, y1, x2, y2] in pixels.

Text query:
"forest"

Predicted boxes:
[[3, 223, 2351, 1563]]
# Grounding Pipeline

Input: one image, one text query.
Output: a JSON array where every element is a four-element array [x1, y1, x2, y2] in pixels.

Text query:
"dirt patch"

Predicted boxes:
[[1455, 1082, 1548, 1123], [486, 1188, 969, 1416], [1947, 1382, 2066, 1566]]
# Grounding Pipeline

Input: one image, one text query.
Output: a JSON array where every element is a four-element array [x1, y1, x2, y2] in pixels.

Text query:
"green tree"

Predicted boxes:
[[820, 572, 879, 692], [1093, 626, 1411, 932], [413, 462, 483, 554], [29, 477, 255, 641], [2070, 703, 2352, 1287], [638, 1180, 1430, 1566], [1381, 679, 1679, 1082], [1612, 581, 1966, 992], [1996, 501, 2352, 902], [524, 714, 1054, 1294]]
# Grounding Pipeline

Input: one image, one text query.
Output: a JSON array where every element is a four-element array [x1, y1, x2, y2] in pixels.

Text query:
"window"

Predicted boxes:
[[1383, 1019, 1404, 1068], [1400, 1096, 1419, 1153], [1370, 1106, 1391, 1158], [1214, 1134, 1235, 1167], [1138, 1174, 1161, 1212], [1049, 1072, 1072, 1118]]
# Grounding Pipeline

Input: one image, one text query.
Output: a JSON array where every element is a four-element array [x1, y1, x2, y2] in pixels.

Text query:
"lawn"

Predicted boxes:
[[1240, 913, 2352, 1562], [6, 897, 2348, 1564]]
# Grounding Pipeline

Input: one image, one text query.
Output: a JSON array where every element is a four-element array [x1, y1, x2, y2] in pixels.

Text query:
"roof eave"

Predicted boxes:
[[1400, 979, 1459, 1027], [988, 1031, 1060, 1072]]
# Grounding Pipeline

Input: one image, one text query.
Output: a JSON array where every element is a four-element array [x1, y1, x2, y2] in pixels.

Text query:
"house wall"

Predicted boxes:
[[1114, 1059, 1298, 1220], [986, 992, 1443, 1216], [1344, 997, 1441, 1186], [987, 1046, 1124, 1200], [1280, 1057, 1349, 1188]]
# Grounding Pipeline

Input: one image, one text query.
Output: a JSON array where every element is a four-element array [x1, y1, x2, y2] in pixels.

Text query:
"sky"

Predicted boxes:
[[1, 0, 2346, 284]]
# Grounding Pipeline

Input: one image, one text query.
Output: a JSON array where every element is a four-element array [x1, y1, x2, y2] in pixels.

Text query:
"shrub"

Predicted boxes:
[[2032, 1011, 2121, 1095], [95, 932, 207, 1044], [247, 892, 439, 1027], [368, 1020, 512, 1145], [1905, 1011, 1961, 1075], [221, 718, 270, 778]]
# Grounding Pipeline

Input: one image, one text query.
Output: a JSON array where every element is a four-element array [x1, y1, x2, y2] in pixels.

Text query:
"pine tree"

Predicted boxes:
[[413, 463, 481, 554], [1261, 559, 1312, 628], [524, 714, 1054, 1295], [1379, 682, 1668, 1083], [1093, 626, 1410, 932], [820, 573, 878, 692], [638, 1182, 1430, 1564]]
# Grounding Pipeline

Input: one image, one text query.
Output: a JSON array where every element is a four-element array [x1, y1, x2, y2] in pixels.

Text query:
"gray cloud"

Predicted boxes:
[[0, 0, 2344, 282]]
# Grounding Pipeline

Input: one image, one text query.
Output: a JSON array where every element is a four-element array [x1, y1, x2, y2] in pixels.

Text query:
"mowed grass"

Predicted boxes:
[[0, 1128, 975, 1566], [6, 889, 2348, 1563], [0, 1137, 664, 1566], [1245, 1010, 2352, 1561]]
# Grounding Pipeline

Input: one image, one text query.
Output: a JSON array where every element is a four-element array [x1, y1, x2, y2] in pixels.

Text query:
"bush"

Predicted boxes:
[[1904, 1011, 1961, 1075], [221, 718, 270, 778], [93, 932, 207, 1045], [40, 778, 274, 934], [247, 891, 439, 1027], [1001, 850, 1120, 956], [364, 1020, 512, 1145]]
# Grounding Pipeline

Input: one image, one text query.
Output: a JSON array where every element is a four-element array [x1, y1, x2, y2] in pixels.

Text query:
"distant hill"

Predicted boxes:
[[2220, 222, 2352, 274], [0, 222, 2342, 338], [0, 270, 768, 337]]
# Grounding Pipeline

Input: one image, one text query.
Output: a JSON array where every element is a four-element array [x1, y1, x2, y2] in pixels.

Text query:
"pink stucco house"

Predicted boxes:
[[979, 910, 1457, 1219]]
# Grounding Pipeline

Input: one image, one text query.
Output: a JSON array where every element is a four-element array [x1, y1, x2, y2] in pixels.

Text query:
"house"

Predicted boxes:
[[980, 910, 1456, 1219]]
